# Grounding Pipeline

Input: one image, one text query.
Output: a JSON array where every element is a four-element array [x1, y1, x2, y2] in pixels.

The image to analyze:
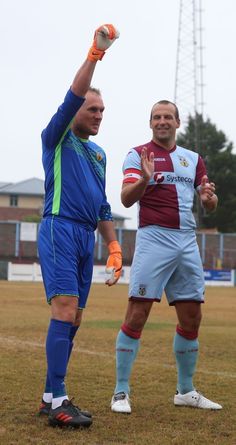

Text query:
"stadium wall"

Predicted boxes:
[[6, 263, 236, 286]]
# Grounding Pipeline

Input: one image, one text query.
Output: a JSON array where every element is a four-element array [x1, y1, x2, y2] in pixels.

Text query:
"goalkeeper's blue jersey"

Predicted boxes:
[[41, 89, 111, 230]]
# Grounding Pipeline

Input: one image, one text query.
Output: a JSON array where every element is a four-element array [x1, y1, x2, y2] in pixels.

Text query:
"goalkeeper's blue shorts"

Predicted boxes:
[[38, 216, 95, 308], [129, 225, 205, 305]]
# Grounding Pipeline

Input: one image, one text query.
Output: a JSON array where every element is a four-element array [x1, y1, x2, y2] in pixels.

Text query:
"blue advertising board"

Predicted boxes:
[[204, 269, 232, 281], [204, 269, 234, 286]]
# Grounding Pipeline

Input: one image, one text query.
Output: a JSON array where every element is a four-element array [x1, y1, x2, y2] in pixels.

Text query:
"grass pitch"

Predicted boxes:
[[0, 281, 235, 445]]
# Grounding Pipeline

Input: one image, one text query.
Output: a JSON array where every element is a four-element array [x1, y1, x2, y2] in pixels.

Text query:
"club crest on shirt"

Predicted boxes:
[[139, 284, 146, 296], [96, 152, 103, 161], [178, 156, 189, 167]]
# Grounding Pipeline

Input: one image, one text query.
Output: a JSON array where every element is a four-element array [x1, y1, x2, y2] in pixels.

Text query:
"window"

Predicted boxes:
[[10, 195, 18, 207]]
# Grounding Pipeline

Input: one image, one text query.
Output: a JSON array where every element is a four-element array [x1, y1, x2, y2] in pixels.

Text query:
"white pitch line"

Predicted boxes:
[[1, 335, 236, 379]]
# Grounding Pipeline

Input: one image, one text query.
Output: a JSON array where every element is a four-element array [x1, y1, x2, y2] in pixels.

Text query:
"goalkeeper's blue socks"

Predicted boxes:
[[115, 330, 140, 395], [173, 331, 199, 394], [68, 325, 79, 361], [43, 324, 79, 401], [45, 319, 72, 407]]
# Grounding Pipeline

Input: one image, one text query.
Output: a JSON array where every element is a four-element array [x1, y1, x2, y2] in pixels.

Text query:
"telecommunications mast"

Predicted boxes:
[[174, 0, 205, 227], [174, 0, 205, 128]]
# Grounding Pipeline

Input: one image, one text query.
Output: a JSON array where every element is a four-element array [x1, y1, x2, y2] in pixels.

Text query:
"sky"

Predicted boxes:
[[1, 0, 235, 229]]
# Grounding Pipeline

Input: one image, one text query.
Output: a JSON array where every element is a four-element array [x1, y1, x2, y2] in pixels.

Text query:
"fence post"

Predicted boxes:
[[15, 222, 20, 257], [117, 227, 123, 247], [201, 232, 206, 265], [219, 233, 224, 264], [97, 231, 103, 260]]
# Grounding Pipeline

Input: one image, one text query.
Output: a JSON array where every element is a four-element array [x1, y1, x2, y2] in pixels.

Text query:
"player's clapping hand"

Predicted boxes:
[[200, 175, 216, 203], [199, 175, 218, 212], [141, 147, 155, 182], [87, 24, 120, 62]]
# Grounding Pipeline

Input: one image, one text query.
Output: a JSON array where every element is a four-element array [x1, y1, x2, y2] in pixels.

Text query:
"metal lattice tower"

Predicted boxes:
[[174, 0, 205, 128]]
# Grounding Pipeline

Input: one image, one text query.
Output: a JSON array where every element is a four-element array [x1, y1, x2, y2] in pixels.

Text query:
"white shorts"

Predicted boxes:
[[129, 225, 205, 305]]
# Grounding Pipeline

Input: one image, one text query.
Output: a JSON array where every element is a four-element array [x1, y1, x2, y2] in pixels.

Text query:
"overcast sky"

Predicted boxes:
[[1, 0, 235, 228]]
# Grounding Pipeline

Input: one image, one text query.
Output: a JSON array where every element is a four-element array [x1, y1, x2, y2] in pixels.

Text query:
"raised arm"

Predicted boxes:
[[71, 24, 119, 97], [42, 24, 119, 149]]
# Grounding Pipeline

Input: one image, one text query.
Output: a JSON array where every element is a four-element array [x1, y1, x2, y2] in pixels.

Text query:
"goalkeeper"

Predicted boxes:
[[37, 24, 121, 429]]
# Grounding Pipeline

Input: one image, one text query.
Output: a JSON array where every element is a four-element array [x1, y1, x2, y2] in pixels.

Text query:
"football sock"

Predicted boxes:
[[43, 324, 79, 399], [46, 319, 72, 400], [44, 374, 52, 395], [115, 330, 140, 395], [68, 325, 79, 361], [42, 392, 52, 403], [52, 395, 68, 410], [173, 331, 199, 394]]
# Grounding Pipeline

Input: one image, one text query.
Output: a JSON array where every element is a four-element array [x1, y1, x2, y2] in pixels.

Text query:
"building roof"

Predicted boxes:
[[0, 182, 12, 189], [0, 178, 44, 196], [0, 177, 129, 220]]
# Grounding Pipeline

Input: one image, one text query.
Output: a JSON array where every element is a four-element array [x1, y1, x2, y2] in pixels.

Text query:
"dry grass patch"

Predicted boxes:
[[0, 282, 235, 444]]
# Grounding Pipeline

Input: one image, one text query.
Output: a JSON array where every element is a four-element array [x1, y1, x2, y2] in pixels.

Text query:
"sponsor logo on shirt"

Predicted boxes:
[[154, 157, 166, 161], [152, 172, 193, 184], [166, 174, 193, 184], [153, 172, 165, 183]]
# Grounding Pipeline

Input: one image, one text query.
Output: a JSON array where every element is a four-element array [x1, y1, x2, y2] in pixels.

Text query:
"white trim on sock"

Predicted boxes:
[[52, 395, 69, 410], [43, 392, 52, 403]]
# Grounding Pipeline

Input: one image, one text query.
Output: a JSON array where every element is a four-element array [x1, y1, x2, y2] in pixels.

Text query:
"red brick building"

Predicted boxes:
[[0, 178, 44, 221]]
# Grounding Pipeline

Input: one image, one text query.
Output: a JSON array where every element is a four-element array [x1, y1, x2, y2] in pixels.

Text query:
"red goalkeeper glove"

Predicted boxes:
[[87, 24, 120, 62], [105, 240, 122, 286]]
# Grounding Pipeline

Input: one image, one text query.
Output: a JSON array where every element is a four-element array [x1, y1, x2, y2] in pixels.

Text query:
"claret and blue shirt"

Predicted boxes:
[[123, 141, 207, 230], [122, 141, 207, 304]]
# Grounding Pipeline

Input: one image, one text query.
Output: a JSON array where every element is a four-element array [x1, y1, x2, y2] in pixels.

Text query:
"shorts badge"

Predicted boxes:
[[139, 285, 146, 296]]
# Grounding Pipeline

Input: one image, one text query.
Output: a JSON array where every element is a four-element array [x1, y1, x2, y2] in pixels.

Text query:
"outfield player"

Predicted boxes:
[[111, 100, 222, 413], [37, 24, 122, 429]]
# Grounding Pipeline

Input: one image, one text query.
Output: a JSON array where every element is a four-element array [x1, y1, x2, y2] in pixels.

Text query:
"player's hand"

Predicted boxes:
[[87, 24, 120, 62], [105, 240, 122, 286], [200, 175, 216, 203], [199, 175, 218, 211], [141, 146, 155, 182]]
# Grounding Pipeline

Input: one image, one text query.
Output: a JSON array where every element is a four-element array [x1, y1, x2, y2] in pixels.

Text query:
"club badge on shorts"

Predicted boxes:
[[139, 284, 146, 296]]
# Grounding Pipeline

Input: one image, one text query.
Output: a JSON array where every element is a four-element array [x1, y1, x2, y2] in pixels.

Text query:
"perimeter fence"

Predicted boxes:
[[0, 221, 235, 278]]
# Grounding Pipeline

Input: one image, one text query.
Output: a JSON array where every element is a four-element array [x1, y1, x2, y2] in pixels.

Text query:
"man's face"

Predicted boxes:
[[72, 91, 105, 139], [150, 103, 180, 146]]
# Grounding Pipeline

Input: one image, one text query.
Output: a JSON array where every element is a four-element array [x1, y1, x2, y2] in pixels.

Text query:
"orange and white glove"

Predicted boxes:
[[87, 24, 120, 62], [105, 240, 122, 286]]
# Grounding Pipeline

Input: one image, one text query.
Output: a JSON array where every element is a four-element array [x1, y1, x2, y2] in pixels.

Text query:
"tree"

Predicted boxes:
[[177, 114, 236, 232]]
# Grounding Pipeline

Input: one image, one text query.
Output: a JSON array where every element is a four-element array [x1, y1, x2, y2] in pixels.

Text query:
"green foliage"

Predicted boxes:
[[177, 114, 236, 232], [23, 214, 42, 223]]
